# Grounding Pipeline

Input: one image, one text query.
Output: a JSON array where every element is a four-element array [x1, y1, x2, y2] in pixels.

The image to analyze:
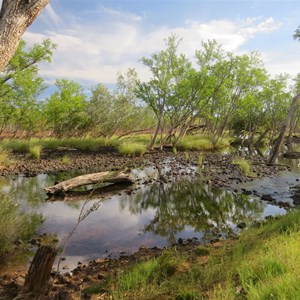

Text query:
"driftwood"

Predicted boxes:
[[45, 170, 134, 195], [282, 152, 300, 159], [14, 245, 57, 300], [46, 182, 133, 201]]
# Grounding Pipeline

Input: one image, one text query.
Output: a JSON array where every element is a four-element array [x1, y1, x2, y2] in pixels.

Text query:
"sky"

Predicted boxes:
[[5, 0, 300, 88]]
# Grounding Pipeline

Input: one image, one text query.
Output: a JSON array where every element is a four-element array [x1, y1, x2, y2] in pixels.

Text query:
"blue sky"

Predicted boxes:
[[11, 1, 300, 86]]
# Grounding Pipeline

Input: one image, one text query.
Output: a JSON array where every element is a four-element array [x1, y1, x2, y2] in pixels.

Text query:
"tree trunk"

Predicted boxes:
[[14, 245, 57, 300], [255, 127, 270, 146], [268, 94, 300, 164], [149, 106, 164, 150], [45, 170, 134, 195], [0, 0, 50, 72]]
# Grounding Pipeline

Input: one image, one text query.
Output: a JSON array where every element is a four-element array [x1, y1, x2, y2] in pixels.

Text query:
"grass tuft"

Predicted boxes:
[[232, 157, 252, 176], [117, 142, 147, 157], [61, 155, 71, 164], [0, 147, 11, 167], [29, 144, 42, 160]]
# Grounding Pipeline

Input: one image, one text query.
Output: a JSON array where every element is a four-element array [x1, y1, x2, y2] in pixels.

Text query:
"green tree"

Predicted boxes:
[[0, 39, 55, 137], [136, 34, 189, 149], [43, 79, 89, 137]]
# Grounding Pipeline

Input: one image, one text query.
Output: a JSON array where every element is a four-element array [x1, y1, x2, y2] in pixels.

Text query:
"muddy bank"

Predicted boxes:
[[0, 238, 214, 300], [0, 149, 289, 189]]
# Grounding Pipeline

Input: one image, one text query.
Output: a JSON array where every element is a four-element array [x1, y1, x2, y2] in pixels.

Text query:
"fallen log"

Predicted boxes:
[[46, 182, 133, 201], [45, 170, 134, 195], [282, 152, 300, 159]]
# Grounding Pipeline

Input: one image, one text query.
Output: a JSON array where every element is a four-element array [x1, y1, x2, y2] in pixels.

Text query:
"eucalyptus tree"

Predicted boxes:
[[43, 79, 89, 137], [0, 0, 50, 71], [0, 39, 55, 136]]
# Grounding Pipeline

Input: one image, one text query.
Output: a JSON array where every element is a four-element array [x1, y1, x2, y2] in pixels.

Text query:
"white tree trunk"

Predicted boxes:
[[45, 170, 134, 195], [0, 0, 50, 71]]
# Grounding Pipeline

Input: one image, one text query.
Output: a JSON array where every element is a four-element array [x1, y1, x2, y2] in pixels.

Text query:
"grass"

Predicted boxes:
[[0, 195, 42, 263], [84, 210, 300, 299], [232, 157, 252, 176], [0, 147, 11, 167], [117, 142, 147, 157], [176, 135, 232, 151], [29, 144, 42, 159], [0, 137, 121, 155], [61, 155, 71, 164]]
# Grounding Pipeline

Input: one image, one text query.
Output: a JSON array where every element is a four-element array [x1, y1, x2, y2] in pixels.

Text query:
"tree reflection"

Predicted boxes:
[[122, 180, 264, 244]]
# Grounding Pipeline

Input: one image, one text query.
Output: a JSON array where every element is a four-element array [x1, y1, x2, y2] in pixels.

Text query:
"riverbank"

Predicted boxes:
[[2, 210, 300, 299], [0, 147, 288, 185], [0, 148, 295, 299]]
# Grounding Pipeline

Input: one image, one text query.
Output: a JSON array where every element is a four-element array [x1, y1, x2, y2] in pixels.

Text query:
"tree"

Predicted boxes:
[[293, 26, 300, 41], [136, 34, 190, 149], [0, 39, 55, 137], [268, 75, 300, 163], [0, 0, 50, 71], [268, 28, 300, 163], [43, 79, 89, 137], [86, 70, 155, 138]]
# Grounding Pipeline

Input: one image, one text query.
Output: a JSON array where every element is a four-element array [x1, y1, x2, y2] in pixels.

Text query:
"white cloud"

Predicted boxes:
[[262, 49, 300, 78], [98, 5, 143, 22], [24, 6, 282, 85]]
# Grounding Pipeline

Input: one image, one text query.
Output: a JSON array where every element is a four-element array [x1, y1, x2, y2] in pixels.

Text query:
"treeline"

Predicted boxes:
[[1, 35, 299, 147]]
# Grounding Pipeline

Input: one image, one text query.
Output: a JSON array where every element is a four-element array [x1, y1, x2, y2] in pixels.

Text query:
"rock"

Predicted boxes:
[[54, 289, 74, 300], [278, 201, 291, 208], [178, 238, 183, 244], [237, 222, 247, 229], [242, 190, 252, 195], [261, 194, 275, 201]]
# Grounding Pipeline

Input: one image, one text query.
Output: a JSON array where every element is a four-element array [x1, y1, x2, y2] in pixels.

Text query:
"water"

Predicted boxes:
[[0, 151, 298, 271]]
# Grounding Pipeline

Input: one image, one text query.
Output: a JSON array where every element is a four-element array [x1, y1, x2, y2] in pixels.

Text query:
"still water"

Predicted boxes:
[[1, 154, 293, 271]]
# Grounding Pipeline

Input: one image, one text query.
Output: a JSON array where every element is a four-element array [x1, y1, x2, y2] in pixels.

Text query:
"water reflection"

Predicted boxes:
[[121, 180, 264, 244], [0, 162, 289, 270]]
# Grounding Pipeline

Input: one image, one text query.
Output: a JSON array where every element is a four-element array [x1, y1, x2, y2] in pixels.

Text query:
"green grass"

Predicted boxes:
[[85, 210, 300, 299], [232, 157, 252, 176], [117, 142, 147, 157], [61, 155, 71, 164], [0, 147, 11, 167], [1, 139, 30, 153], [120, 134, 152, 145], [0, 137, 121, 154], [0, 195, 42, 263], [29, 144, 42, 159], [176, 135, 232, 151]]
